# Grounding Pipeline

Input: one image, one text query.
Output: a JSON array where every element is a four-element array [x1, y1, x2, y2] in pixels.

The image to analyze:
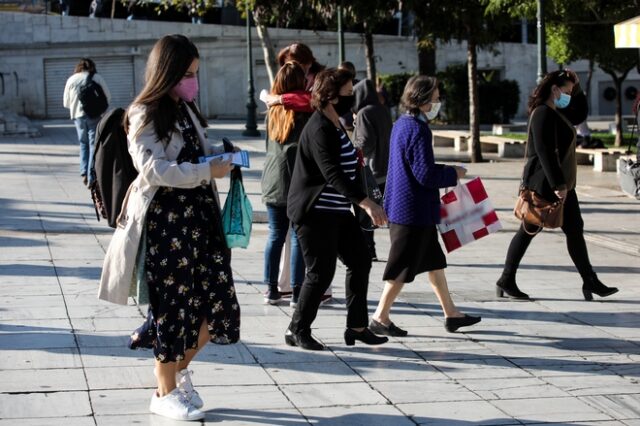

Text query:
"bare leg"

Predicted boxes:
[[428, 269, 464, 318], [177, 319, 210, 371], [372, 280, 405, 325], [155, 361, 177, 397]]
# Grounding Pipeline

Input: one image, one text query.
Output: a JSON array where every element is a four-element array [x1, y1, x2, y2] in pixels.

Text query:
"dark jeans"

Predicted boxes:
[[289, 211, 372, 333], [263, 204, 305, 287], [502, 189, 595, 280]]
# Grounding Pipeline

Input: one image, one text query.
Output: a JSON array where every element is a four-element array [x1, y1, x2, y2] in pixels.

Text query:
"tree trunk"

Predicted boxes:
[[467, 38, 482, 163], [418, 44, 436, 75], [252, 12, 277, 87], [602, 66, 633, 147], [585, 59, 594, 111], [364, 26, 376, 83], [614, 75, 624, 147]]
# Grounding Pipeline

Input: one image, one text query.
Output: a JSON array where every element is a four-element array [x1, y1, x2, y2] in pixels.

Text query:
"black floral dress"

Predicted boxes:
[[129, 103, 240, 362]]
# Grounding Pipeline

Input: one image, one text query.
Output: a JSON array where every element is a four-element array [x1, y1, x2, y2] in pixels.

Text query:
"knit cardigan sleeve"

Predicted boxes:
[[405, 123, 457, 189]]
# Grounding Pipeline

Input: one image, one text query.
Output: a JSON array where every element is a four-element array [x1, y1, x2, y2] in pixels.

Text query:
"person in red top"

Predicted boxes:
[[263, 43, 324, 112]]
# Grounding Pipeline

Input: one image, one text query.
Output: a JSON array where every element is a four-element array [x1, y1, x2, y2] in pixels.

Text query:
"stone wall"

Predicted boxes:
[[1, 11, 638, 120]]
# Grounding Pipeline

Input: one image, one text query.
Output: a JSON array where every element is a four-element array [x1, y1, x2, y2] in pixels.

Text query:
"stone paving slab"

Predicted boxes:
[[1, 121, 640, 424]]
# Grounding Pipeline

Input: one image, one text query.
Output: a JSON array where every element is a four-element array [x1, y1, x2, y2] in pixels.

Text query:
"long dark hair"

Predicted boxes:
[[73, 58, 96, 74], [528, 70, 577, 115], [126, 34, 206, 141], [268, 62, 306, 144]]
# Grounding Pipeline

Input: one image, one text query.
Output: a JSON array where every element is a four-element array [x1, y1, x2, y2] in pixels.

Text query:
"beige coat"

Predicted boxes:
[[98, 104, 225, 305]]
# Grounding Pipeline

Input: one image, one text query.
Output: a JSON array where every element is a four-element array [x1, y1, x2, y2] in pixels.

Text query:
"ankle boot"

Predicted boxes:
[[582, 276, 618, 301], [285, 329, 325, 351], [496, 275, 530, 300], [344, 328, 388, 346]]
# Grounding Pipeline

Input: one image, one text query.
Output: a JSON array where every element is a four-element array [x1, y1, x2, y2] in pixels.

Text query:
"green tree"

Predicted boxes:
[[486, 0, 640, 146], [314, 0, 398, 83], [408, 0, 513, 162], [235, 0, 320, 86]]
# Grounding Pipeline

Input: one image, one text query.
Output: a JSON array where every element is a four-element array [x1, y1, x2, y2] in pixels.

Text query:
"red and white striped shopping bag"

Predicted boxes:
[[437, 177, 502, 253]]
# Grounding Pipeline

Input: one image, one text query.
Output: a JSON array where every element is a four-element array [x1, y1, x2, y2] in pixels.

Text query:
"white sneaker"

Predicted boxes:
[[149, 388, 204, 421], [177, 369, 204, 409]]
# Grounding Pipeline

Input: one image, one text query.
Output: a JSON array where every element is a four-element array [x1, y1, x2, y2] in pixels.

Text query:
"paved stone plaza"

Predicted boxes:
[[0, 121, 639, 425]]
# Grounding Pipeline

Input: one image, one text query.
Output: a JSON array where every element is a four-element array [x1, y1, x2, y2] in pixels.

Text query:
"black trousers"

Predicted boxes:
[[289, 211, 372, 334], [503, 189, 595, 280]]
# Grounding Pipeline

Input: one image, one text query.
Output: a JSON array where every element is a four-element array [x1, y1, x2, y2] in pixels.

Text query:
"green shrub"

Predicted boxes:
[[437, 64, 520, 124], [378, 73, 415, 107]]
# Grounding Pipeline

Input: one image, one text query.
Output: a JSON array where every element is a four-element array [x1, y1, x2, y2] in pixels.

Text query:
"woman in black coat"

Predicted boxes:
[[497, 70, 619, 301], [285, 68, 389, 351]]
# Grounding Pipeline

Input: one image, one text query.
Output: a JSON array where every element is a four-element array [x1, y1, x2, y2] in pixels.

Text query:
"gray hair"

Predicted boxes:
[[400, 75, 438, 115]]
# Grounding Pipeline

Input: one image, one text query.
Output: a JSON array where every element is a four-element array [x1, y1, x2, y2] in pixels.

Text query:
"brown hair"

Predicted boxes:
[[528, 70, 577, 115], [125, 34, 206, 141], [268, 62, 306, 144], [74, 58, 96, 74], [277, 43, 315, 67], [400, 75, 438, 115], [310, 68, 353, 110]]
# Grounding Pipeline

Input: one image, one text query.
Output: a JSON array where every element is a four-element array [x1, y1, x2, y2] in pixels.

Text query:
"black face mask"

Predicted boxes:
[[334, 95, 355, 116]]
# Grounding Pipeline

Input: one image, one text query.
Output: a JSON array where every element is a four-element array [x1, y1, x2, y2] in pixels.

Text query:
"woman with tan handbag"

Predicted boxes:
[[496, 70, 618, 301]]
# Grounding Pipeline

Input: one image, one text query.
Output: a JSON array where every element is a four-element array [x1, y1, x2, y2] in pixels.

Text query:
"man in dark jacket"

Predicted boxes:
[[352, 79, 393, 261]]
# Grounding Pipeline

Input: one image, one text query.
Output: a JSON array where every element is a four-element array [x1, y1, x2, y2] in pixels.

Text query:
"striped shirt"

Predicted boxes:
[[313, 127, 358, 213]]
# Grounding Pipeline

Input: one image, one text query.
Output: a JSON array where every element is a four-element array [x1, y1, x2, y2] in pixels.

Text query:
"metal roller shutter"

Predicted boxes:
[[44, 56, 135, 119]]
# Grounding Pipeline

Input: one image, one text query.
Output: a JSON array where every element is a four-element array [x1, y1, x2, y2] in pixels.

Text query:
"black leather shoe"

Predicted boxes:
[[582, 276, 618, 301], [285, 329, 325, 351], [444, 315, 481, 333], [369, 319, 408, 337], [496, 276, 530, 300], [344, 328, 389, 346]]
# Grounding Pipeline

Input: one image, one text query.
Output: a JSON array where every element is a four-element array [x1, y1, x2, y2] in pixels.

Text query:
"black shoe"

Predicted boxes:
[[81, 174, 88, 187], [344, 328, 389, 346], [444, 315, 481, 333], [290, 286, 301, 308], [496, 276, 530, 300], [285, 329, 325, 351], [582, 276, 619, 301], [369, 319, 408, 337], [264, 285, 282, 305]]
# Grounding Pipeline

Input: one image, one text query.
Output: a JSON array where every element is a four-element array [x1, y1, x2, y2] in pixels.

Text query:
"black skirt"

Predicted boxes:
[[382, 223, 447, 283]]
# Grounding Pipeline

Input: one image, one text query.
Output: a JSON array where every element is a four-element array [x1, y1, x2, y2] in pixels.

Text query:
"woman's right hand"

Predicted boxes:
[[264, 94, 283, 107], [209, 157, 233, 179], [359, 198, 388, 227], [554, 188, 568, 201], [453, 165, 467, 179]]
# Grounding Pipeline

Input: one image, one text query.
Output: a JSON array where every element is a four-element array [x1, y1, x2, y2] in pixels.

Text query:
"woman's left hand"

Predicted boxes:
[[359, 198, 388, 227]]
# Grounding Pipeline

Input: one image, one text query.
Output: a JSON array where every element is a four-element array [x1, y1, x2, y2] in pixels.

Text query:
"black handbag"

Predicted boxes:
[[357, 163, 384, 231]]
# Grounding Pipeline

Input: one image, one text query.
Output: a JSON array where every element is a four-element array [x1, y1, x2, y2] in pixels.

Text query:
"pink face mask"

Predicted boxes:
[[171, 76, 199, 102]]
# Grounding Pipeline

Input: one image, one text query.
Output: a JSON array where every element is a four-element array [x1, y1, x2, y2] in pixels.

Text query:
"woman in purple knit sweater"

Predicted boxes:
[[369, 76, 481, 336]]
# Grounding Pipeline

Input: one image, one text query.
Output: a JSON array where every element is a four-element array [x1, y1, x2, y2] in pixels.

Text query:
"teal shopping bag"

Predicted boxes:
[[221, 168, 253, 248]]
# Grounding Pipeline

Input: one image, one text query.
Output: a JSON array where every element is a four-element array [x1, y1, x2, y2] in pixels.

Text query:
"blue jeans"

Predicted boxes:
[[264, 205, 305, 288], [74, 115, 100, 183]]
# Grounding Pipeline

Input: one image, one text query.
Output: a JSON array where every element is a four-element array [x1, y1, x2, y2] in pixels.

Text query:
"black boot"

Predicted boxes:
[[285, 328, 325, 351], [582, 276, 618, 301], [496, 275, 530, 300], [344, 328, 388, 346]]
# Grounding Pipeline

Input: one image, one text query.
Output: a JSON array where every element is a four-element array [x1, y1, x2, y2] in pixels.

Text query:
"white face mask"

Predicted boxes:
[[425, 102, 441, 121]]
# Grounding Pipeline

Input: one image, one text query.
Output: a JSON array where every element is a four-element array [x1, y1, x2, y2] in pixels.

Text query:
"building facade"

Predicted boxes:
[[0, 11, 638, 120]]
